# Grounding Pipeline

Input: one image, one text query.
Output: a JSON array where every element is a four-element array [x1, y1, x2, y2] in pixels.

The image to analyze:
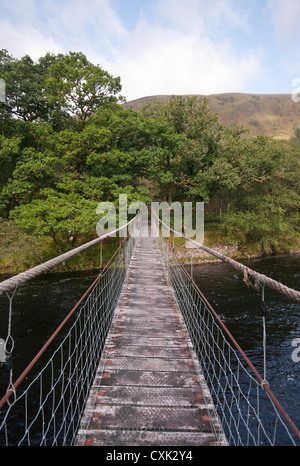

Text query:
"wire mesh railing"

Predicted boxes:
[[0, 215, 140, 446], [153, 213, 300, 446]]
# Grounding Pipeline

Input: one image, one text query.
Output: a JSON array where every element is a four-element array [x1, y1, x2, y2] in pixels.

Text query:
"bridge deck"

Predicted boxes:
[[76, 233, 226, 446]]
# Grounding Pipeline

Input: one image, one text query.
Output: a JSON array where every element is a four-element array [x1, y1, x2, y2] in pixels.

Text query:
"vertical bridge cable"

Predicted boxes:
[[5, 286, 17, 358], [261, 286, 267, 385], [100, 242, 103, 271], [4, 285, 18, 407]]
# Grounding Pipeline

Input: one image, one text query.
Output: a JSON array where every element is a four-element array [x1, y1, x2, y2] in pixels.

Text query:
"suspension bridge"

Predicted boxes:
[[0, 209, 299, 446]]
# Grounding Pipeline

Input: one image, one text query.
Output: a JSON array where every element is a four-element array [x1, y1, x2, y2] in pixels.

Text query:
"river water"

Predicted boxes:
[[0, 253, 299, 445]]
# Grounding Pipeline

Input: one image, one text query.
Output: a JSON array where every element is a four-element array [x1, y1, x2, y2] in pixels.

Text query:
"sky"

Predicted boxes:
[[1, 0, 300, 101]]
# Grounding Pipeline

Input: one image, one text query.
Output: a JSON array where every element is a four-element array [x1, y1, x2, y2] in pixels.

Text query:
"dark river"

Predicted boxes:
[[187, 253, 300, 444], [0, 253, 299, 445]]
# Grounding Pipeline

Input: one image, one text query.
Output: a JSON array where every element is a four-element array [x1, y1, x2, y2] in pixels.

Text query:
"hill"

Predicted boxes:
[[125, 93, 300, 139]]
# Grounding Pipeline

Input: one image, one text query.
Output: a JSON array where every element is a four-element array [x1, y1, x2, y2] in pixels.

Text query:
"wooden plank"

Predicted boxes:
[[102, 356, 195, 373], [110, 327, 186, 338], [107, 345, 190, 359], [87, 386, 213, 408], [94, 369, 202, 388], [114, 320, 182, 329], [86, 405, 219, 432], [76, 430, 219, 447], [107, 335, 187, 347]]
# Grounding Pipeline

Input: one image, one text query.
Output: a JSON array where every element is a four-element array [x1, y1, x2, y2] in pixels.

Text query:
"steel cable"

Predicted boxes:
[[152, 209, 300, 303]]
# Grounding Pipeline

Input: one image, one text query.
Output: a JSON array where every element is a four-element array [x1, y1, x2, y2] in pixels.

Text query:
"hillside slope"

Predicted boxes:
[[125, 93, 300, 139]]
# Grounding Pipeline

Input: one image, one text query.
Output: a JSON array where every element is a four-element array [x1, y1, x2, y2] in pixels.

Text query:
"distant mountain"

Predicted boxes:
[[125, 93, 300, 139]]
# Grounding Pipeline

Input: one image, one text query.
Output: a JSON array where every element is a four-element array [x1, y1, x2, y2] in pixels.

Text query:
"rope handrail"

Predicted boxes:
[[0, 236, 128, 410], [154, 214, 300, 444], [152, 209, 300, 303], [0, 215, 138, 297]]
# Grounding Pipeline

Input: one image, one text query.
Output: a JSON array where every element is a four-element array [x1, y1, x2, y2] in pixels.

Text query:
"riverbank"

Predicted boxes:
[[0, 229, 119, 277], [174, 243, 300, 265], [1, 217, 299, 277]]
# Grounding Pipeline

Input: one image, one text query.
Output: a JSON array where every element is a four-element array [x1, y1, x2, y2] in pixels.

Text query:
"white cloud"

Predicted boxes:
[[156, 0, 249, 36], [0, 0, 127, 61], [104, 1, 262, 100], [110, 24, 262, 100], [266, 0, 300, 44], [0, 0, 264, 100], [0, 17, 63, 59], [41, 0, 128, 57], [264, 0, 300, 80]]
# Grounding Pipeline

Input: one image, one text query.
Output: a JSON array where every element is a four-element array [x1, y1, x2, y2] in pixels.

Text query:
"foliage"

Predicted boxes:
[[0, 49, 299, 270], [209, 137, 300, 250], [44, 51, 124, 129], [141, 96, 248, 202], [0, 219, 44, 272]]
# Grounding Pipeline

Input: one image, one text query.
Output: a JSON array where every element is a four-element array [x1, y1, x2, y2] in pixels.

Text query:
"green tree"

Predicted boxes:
[[214, 136, 300, 250], [0, 50, 124, 132], [142, 95, 245, 202], [0, 135, 22, 215], [0, 50, 52, 123], [10, 189, 99, 253]]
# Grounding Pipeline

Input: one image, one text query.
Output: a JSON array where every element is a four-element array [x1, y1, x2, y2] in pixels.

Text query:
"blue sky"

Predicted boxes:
[[1, 0, 300, 101]]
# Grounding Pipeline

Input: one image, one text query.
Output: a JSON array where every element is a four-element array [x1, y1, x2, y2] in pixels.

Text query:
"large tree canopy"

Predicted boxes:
[[0, 49, 53, 123], [45, 51, 124, 129]]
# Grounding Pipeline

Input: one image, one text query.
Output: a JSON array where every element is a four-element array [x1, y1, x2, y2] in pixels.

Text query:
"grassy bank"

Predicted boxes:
[[0, 220, 121, 276], [169, 216, 300, 264], [1, 218, 299, 277]]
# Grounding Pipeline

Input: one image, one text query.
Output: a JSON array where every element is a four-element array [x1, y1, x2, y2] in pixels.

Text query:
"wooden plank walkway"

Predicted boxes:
[[76, 231, 227, 447]]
